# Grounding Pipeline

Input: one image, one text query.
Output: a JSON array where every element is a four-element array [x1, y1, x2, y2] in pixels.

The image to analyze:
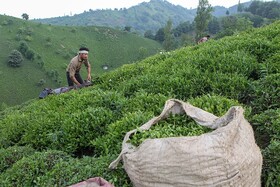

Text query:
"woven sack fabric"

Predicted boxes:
[[110, 99, 262, 187]]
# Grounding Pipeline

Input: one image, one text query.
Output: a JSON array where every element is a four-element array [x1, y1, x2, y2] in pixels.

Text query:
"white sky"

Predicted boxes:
[[0, 0, 253, 19]]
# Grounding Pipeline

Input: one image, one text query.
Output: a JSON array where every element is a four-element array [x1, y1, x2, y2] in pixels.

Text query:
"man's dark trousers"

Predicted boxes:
[[66, 72, 83, 86]]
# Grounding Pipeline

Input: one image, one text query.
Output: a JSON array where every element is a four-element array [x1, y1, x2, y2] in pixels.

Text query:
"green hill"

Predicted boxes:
[[0, 15, 162, 107], [33, 0, 251, 35], [0, 21, 279, 186]]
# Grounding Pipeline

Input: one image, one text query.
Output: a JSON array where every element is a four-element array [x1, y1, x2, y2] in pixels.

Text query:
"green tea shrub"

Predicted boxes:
[[0, 150, 70, 187], [60, 106, 115, 155], [261, 140, 280, 187], [36, 155, 132, 187], [260, 52, 280, 76], [0, 145, 35, 173], [206, 72, 250, 100], [251, 108, 280, 148], [119, 66, 201, 99], [0, 112, 30, 148], [249, 109, 279, 187], [122, 90, 169, 115], [242, 37, 277, 63], [188, 94, 241, 116], [91, 111, 154, 156], [19, 106, 115, 155], [190, 47, 259, 78], [97, 62, 149, 90], [248, 74, 280, 114], [1, 89, 127, 155]]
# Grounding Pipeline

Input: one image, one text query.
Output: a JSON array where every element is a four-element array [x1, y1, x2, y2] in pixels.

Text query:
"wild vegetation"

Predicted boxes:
[[0, 15, 162, 107], [34, 0, 280, 42], [0, 20, 279, 186]]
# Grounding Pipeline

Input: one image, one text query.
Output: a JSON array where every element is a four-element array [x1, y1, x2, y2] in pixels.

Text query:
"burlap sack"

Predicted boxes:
[[109, 99, 262, 187]]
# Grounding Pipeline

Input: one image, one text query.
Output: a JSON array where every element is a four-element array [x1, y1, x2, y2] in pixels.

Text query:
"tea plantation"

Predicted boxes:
[[0, 21, 279, 186]]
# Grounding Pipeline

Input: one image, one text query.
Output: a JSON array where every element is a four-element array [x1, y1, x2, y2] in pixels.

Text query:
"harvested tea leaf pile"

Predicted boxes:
[[129, 114, 212, 147]]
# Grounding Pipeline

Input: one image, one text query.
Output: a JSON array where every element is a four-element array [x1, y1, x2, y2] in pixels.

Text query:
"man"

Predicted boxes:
[[198, 35, 210, 44], [66, 47, 91, 87]]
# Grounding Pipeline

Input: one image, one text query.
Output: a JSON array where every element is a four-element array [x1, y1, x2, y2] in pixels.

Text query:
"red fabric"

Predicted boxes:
[[68, 177, 114, 187]]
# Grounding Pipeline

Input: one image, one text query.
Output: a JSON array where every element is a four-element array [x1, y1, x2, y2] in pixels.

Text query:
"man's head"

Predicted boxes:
[[79, 47, 89, 60]]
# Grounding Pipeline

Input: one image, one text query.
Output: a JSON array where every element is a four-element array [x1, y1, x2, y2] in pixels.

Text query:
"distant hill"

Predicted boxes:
[[33, 0, 251, 34], [0, 15, 162, 107]]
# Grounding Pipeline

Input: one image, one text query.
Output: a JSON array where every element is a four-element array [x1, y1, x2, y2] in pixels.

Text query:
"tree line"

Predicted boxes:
[[144, 0, 280, 51]]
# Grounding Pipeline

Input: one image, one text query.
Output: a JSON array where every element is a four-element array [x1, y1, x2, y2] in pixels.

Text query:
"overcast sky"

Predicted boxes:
[[0, 0, 255, 19]]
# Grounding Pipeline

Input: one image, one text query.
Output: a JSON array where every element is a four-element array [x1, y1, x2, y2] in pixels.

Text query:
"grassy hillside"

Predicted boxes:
[[0, 21, 279, 186], [34, 0, 251, 35], [0, 15, 162, 107]]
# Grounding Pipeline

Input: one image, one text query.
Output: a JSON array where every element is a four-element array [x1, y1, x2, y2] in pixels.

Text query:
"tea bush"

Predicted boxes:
[[36, 155, 132, 187], [0, 150, 70, 187], [261, 140, 280, 187], [248, 74, 280, 114], [251, 108, 280, 148], [91, 111, 154, 156], [0, 145, 35, 173]]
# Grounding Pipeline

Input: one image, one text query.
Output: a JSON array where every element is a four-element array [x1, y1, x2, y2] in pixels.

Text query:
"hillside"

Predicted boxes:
[[33, 0, 249, 35], [0, 15, 162, 107], [0, 21, 279, 186]]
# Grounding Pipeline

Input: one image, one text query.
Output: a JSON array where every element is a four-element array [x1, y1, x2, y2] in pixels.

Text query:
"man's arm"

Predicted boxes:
[[71, 76, 82, 86], [86, 63, 91, 81]]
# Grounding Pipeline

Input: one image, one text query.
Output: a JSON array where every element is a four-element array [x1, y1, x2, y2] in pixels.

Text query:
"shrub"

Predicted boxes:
[[261, 140, 280, 187], [18, 41, 29, 54], [91, 111, 154, 156], [0, 146, 35, 173], [25, 49, 35, 60], [0, 150, 70, 187], [36, 155, 132, 187], [7, 50, 23, 67], [251, 108, 280, 148], [250, 74, 280, 114], [37, 79, 46, 86], [188, 94, 243, 116]]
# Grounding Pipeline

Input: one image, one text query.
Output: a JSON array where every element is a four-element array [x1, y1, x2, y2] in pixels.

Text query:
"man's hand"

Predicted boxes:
[[87, 74, 91, 81]]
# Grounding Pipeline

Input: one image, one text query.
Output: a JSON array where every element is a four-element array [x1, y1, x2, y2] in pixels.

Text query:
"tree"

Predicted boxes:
[[173, 21, 193, 37], [21, 13, 29, 20], [144, 30, 155, 40], [226, 10, 230, 16], [239, 12, 264, 27], [208, 17, 220, 34], [194, 0, 213, 41], [245, 1, 280, 19], [124, 26, 131, 32], [8, 50, 24, 67], [245, 1, 262, 15], [237, 0, 244, 12], [154, 28, 165, 43], [163, 19, 176, 51], [216, 16, 253, 39]]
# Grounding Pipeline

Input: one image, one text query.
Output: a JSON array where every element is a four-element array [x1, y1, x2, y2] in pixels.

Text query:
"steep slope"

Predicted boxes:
[[0, 21, 279, 186], [0, 15, 162, 107]]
